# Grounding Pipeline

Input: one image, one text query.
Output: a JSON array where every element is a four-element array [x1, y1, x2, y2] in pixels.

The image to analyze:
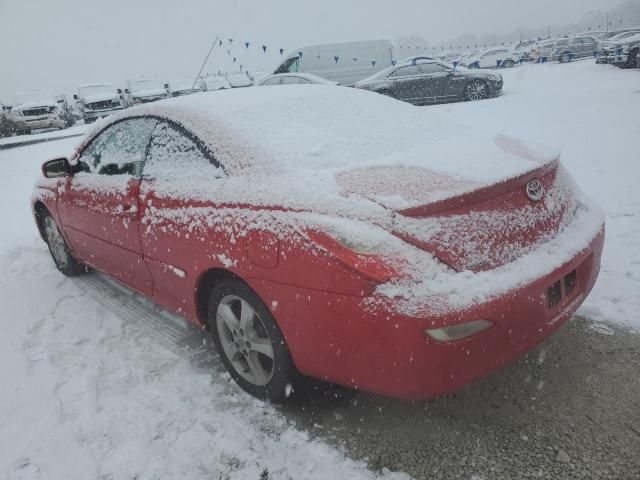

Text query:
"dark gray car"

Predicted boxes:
[[354, 59, 503, 105], [551, 36, 599, 62]]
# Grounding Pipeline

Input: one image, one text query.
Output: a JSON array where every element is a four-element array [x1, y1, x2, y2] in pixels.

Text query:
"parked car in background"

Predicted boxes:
[[274, 39, 395, 86], [32, 86, 604, 402], [460, 47, 520, 68], [256, 72, 338, 86], [597, 32, 640, 68], [355, 58, 502, 104], [201, 75, 232, 91], [74, 83, 125, 124], [9, 91, 73, 135], [125, 78, 170, 105], [248, 71, 270, 84], [551, 36, 599, 62], [169, 80, 203, 97], [0, 102, 16, 138], [530, 38, 559, 62], [226, 71, 253, 88]]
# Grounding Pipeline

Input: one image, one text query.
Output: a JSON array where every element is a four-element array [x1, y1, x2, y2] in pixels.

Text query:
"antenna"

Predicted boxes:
[[192, 36, 220, 90]]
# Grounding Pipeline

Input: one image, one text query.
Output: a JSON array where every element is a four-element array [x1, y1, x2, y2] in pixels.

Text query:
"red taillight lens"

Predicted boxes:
[[307, 230, 405, 283]]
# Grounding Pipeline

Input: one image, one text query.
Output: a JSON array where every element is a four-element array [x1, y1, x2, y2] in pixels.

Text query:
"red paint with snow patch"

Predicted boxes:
[[31, 99, 604, 400]]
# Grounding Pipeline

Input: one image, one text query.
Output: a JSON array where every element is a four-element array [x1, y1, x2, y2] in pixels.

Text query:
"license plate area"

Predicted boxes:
[[546, 268, 578, 310]]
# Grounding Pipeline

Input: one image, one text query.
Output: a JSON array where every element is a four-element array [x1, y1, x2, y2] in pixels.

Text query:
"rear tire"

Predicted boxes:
[[42, 211, 85, 276], [208, 279, 296, 402], [464, 80, 488, 101]]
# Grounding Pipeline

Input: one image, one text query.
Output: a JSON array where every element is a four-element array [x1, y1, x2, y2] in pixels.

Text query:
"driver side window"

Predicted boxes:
[[78, 118, 157, 176]]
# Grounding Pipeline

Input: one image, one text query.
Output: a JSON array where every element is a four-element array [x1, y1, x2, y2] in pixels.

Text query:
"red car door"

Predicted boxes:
[[138, 120, 227, 316], [57, 118, 157, 295]]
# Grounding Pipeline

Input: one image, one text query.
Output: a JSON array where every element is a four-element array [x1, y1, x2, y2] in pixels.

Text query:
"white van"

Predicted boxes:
[[273, 39, 395, 86]]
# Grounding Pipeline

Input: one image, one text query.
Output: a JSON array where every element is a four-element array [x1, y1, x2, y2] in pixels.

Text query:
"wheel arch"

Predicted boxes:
[[195, 267, 244, 327], [33, 200, 49, 241]]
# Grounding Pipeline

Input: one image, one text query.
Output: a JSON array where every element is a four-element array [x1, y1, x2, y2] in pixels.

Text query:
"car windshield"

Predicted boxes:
[[131, 79, 165, 92], [78, 84, 114, 96], [13, 90, 53, 105]]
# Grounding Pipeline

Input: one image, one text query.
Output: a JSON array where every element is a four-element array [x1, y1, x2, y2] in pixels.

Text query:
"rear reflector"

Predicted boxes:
[[425, 319, 492, 343]]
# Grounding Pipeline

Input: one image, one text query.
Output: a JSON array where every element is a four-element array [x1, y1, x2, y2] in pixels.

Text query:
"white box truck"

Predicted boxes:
[[273, 39, 395, 86]]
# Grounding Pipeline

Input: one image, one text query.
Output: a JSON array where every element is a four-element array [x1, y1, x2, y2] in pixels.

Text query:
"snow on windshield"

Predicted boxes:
[[13, 90, 54, 105], [79, 84, 115, 96], [131, 79, 165, 92]]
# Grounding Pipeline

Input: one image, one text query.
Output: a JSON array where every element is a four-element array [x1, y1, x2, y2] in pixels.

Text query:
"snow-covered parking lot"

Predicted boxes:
[[0, 61, 639, 480]]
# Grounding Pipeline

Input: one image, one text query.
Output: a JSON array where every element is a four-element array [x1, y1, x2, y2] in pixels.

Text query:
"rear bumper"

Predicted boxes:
[[250, 216, 604, 400], [375, 227, 604, 399]]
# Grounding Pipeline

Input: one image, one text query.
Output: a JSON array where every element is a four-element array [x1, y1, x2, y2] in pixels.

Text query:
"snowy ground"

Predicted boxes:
[[0, 60, 638, 480]]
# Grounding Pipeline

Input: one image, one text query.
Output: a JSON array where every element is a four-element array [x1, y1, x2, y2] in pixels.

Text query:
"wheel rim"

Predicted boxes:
[[465, 81, 487, 101], [562, 54, 569, 63], [44, 216, 68, 268], [216, 295, 275, 386]]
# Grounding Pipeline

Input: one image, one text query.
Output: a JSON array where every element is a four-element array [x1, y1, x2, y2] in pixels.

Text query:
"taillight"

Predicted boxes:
[[307, 230, 405, 283]]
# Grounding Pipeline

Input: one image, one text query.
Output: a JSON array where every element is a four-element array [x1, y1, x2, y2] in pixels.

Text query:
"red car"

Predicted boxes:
[[32, 86, 604, 402]]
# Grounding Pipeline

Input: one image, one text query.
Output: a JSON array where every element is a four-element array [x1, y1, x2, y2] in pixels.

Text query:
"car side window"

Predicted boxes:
[[261, 77, 283, 86], [390, 65, 421, 77], [77, 117, 157, 176], [282, 76, 309, 84], [143, 121, 225, 181], [421, 63, 449, 74], [570, 38, 583, 45]]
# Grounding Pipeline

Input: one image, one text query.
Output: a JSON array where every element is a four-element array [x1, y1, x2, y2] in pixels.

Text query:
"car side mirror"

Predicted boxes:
[[42, 157, 71, 178], [117, 88, 122, 94], [73, 94, 78, 100], [124, 88, 130, 94]]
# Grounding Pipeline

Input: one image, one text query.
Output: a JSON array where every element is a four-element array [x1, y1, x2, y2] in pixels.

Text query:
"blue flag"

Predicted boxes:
[[371, 60, 376, 67], [279, 48, 284, 55], [334, 56, 340, 63], [262, 45, 267, 53], [245, 42, 250, 49]]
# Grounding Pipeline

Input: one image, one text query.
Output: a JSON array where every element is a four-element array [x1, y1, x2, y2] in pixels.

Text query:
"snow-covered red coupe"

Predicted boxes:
[[32, 86, 604, 401]]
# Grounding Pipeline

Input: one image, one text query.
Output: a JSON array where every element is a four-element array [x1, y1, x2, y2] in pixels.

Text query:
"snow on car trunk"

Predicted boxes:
[[335, 130, 573, 272]]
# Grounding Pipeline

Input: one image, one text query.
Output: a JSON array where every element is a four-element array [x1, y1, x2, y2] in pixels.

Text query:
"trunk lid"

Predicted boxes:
[[337, 136, 577, 272]]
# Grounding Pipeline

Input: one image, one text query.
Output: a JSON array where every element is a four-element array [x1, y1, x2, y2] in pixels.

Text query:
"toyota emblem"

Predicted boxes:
[[526, 179, 544, 202]]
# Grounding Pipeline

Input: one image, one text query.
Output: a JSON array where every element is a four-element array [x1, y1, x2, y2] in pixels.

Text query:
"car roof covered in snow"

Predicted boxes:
[[82, 85, 559, 211]]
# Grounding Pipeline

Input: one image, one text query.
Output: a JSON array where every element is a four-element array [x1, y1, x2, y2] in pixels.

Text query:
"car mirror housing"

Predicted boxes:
[[42, 157, 72, 178]]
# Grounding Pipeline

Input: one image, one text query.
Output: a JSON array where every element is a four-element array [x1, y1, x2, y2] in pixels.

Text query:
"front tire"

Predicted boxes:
[[208, 279, 296, 402], [42, 211, 85, 276], [560, 53, 570, 63], [502, 59, 515, 68]]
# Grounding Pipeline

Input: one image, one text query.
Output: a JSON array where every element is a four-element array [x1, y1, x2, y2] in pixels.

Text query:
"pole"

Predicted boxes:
[[192, 36, 220, 90]]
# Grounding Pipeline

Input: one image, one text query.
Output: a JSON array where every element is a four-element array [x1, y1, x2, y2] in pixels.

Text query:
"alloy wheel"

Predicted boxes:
[[465, 81, 488, 101], [215, 294, 275, 386]]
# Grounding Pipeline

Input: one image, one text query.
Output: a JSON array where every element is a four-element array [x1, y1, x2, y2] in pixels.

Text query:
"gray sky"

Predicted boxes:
[[0, 0, 626, 101]]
